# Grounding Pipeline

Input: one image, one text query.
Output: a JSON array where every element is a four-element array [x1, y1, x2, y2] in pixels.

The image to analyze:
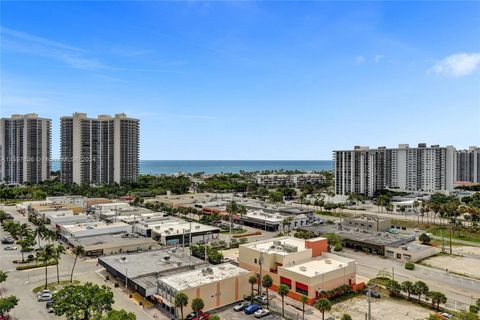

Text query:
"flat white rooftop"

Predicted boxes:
[[243, 236, 308, 255], [160, 263, 250, 290], [62, 221, 129, 233], [282, 255, 354, 277], [150, 221, 219, 236]]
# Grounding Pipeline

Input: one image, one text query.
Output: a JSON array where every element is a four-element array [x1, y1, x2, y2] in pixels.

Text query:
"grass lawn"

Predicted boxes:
[[220, 228, 248, 234], [32, 280, 80, 293], [391, 219, 480, 243]]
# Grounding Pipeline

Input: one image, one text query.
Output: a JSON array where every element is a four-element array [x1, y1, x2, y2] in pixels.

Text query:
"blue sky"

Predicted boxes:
[[1, 1, 479, 160]]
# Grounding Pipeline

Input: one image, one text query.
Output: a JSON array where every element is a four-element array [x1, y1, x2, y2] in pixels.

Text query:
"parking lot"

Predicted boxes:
[[214, 304, 282, 320]]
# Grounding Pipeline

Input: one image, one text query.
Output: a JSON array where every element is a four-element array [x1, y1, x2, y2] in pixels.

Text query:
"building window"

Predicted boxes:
[[254, 258, 257, 264], [280, 277, 292, 289], [396, 253, 401, 259], [295, 282, 308, 295]]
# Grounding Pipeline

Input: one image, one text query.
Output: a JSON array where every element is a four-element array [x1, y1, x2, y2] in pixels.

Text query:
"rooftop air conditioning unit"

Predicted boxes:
[[325, 259, 332, 264], [299, 266, 307, 271]]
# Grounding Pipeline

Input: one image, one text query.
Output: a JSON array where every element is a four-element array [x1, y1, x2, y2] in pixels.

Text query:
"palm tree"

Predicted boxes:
[[315, 298, 332, 320], [70, 245, 85, 283], [226, 201, 239, 245], [300, 295, 308, 320], [426, 291, 447, 310], [191, 298, 204, 320], [401, 281, 414, 300], [277, 284, 290, 317], [412, 281, 429, 303], [174, 292, 189, 319], [248, 276, 257, 299], [261, 275, 273, 307], [238, 205, 247, 226], [413, 200, 420, 224], [37, 244, 55, 289], [54, 245, 66, 284]]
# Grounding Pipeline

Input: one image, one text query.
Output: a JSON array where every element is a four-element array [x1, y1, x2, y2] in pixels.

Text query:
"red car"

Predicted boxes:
[[193, 312, 210, 320]]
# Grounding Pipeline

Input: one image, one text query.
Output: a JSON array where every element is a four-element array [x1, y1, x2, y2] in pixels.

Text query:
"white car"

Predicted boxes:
[[4, 246, 18, 250], [441, 313, 453, 319], [254, 309, 270, 318], [37, 293, 52, 302]]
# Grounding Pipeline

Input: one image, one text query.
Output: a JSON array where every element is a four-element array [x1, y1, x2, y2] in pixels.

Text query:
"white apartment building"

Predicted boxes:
[[0, 114, 51, 184], [456, 146, 480, 183], [60, 112, 139, 185], [256, 173, 326, 187], [334, 144, 456, 197]]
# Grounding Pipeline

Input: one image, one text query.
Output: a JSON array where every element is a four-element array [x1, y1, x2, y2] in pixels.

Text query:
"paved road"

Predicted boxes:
[[336, 250, 480, 310], [1, 205, 156, 320]]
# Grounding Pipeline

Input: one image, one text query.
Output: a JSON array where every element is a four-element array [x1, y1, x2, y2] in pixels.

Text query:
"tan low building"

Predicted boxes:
[[239, 236, 361, 304], [156, 264, 252, 315]]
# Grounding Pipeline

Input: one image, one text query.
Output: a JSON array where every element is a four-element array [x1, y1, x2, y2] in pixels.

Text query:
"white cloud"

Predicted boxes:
[[355, 55, 365, 65], [374, 54, 384, 63], [430, 52, 480, 77], [0, 26, 107, 71]]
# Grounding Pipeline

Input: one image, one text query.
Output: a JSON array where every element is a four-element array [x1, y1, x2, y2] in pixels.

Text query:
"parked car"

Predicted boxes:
[[254, 295, 268, 305], [37, 293, 52, 302], [46, 301, 53, 309], [1, 239, 14, 244], [193, 312, 209, 320], [185, 313, 197, 320], [254, 309, 270, 318], [4, 246, 17, 250], [37, 289, 52, 296], [244, 304, 262, 315], [440, 313, 453, 320], [364, 289, 380, 298], [234, 301, 250, 311]]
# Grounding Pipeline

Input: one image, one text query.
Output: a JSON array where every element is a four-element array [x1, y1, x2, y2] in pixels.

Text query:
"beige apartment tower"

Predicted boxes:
[[60, 112, 139, 185], [0, 113, 51, 184]]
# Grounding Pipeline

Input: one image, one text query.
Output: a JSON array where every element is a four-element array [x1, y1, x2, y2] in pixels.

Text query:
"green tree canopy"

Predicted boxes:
[[102, 309, 136, 320], [51, 282, 114, 320], [0, 295, 19, 317], [174, 292, 189, 320], [315, 298, 332, 320]]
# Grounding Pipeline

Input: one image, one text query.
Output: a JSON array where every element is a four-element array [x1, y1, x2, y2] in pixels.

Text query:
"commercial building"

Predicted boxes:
[[238, 236, 360, 304], [241, 210, 309, 232], [43, 210, 90, 226], [157, 264, 252, 315], [255, 173, 326, 187], [456, 146, 480, 183], [385, 242, 438, 263], [29, 202, 83, 216], [342, 216, 390, 232], [334, 144, 456, 197], [60, 112, 139, 185], [69, 233, 158, 257], [298, 222, 430, 259], [98, 249, 209, 297], [60, 221, 131, 240], [0, 113, 51, 184], [46, 196, 88, 209], [133, 220, 219, 245]]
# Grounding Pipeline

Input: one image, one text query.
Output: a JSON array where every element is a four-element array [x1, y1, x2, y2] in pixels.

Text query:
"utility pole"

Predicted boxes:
[[367, 292, 371, 320], [258, 253, 264, 295], [449, 228, 452, 255], [441, 228, 445, 252], [392, 267, 395, 281]]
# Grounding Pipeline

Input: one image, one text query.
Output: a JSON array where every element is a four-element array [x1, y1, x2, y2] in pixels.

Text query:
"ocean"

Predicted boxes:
[[52, 160, 333, 175]]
